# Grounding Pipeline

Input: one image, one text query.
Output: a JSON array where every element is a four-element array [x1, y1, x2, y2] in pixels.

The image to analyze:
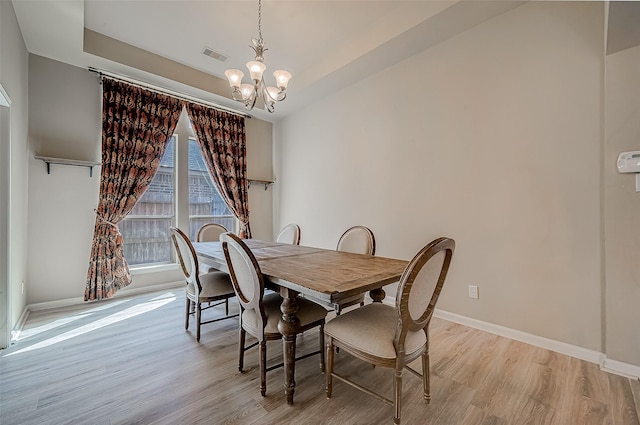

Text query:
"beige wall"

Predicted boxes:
[[245, 117, 274, 241], [604, 44, 640, 366], [276, 2, 607, 355], [27, 55, 104, 304], [26, 55, 274, 305], [0, 0, 29, 333]]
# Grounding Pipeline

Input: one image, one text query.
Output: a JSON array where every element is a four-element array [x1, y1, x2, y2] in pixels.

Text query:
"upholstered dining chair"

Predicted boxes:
[[220, 232, 328, 397], [170, 227, 237, 342], [197, 223, 228, 242], [337, 225, 376, 256], [196, 223, 229, 273], [325, 237, 455, 425], [276, 223, 301, 245], [333, 225, 376, 314]]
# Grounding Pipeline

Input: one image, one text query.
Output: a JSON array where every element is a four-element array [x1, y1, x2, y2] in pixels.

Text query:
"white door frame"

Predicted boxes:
[[0, 82, 12, 349]]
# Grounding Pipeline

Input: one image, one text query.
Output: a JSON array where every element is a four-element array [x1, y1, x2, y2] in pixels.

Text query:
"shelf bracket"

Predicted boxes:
[[248, 179, 274, 191]]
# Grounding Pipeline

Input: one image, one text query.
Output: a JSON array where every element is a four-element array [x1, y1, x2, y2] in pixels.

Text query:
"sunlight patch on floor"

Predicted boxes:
[[16, 314, 92, 340], [11, 298, 132, 343], [4, 293, 177, 357]]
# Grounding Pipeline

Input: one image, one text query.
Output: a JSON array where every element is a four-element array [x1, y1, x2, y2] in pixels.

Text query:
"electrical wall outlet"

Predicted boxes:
[[468, 285, 478, 299]]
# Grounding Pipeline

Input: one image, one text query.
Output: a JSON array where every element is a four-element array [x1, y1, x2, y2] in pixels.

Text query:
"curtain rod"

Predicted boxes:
[[88, 67, 251, 119]]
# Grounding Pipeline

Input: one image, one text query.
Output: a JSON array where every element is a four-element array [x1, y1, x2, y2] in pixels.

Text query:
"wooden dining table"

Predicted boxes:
[[193, 239, 408, 404]]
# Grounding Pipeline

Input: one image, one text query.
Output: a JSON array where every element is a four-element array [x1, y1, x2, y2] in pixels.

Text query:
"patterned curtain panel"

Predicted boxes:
[[85, 78, 184, 301], [185, 103, 252, 238]]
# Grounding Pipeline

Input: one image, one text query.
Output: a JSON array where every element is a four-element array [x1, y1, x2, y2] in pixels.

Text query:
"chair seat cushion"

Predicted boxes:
[[324, 303, 426, 360], [187, 271, 235, 301], [242, 292, 328, 337]]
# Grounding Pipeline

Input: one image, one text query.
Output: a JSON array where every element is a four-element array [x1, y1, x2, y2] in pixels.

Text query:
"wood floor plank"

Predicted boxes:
[[1, 289, 638, 425], [607, 372, 640, 425], [632, 378, 640, 422]]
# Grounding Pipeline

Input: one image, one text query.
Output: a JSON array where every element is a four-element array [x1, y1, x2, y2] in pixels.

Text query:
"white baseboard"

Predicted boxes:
[[433, 309, 639, 379], [434, 309, 605, 364], [602, 358, 640, 379]]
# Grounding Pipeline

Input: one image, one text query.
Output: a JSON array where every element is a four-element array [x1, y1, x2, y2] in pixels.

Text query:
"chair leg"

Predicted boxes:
[[393, 365, 403, 425], [259, 340, 267, 397], [319, 324, 325, 372], [185, 298, 191, 330], [225, 298, 229, 316], [422, 350, 431, 403], [238, 328, 246, 372], [196, 302, 202, 342], [326, 338, 334, 398], [333, 305, 341, 353]]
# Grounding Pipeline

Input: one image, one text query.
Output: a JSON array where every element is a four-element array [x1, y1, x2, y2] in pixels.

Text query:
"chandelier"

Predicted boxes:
[[224, 0, 291, 113]]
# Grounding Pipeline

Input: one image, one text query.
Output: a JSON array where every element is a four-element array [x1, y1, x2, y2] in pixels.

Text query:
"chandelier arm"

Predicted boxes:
[[260, 84, 275, 111], [245, 89, 258, 111], [264, 96, 275, 113]]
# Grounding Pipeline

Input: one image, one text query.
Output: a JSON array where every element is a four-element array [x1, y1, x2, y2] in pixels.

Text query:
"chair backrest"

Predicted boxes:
[[336, 226, 376, 255], [220, 232, 266, 324], [197, 223, 228, 242], [276, 223, 301, 245], [395, 237, 455, 348], [170, 227, 202, 292]]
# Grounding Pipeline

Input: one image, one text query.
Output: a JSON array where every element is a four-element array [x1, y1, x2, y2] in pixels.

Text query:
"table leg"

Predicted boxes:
[[278, 287, 301, 404], [369, 287, 386, 303]]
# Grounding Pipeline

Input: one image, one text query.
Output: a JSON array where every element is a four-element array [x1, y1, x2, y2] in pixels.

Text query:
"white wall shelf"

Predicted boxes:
[[248, 179, 274, 190], [34, 156, 101, 177]]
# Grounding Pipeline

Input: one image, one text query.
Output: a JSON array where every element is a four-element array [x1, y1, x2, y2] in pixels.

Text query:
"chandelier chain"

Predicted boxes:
[[257, 0, 263, 43]]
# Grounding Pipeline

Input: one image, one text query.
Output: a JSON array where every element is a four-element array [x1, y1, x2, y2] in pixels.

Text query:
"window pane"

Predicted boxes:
[[120, 137, 175, 266], [189, 139, 235, 240]]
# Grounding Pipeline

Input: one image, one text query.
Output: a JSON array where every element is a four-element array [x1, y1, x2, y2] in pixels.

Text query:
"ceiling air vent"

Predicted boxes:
[[202, 47, 228, 62]]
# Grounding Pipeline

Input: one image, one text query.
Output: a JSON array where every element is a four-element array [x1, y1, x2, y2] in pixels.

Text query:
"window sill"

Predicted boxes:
[[131, 263, 179, 275]]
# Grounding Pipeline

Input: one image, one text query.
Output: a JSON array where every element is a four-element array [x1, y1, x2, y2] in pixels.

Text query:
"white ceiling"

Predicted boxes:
[[11, 0, 527, 120], [10, 1, 640, 121]]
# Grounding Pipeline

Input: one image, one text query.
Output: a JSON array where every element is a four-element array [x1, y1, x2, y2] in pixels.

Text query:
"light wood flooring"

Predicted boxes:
[[1, 289, 638, 425]]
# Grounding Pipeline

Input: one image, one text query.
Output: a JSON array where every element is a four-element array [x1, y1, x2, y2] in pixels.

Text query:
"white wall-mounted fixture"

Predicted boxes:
[[616, 151, 640, 173], [616, 151, 640, 192], [468, 285, 479, 299]]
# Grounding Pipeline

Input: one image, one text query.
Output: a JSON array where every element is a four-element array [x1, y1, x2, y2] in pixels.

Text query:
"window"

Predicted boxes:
[[188, 138, 234, 240], [120, 125, 237, 267], [120, 137, 175, 266]]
